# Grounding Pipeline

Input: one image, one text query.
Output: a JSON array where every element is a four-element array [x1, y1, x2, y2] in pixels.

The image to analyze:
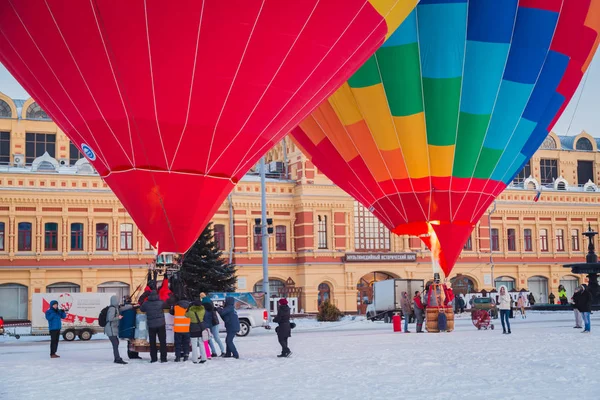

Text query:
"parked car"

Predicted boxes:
[[209, 292, 269, 337], [472, 297, 498, 319]]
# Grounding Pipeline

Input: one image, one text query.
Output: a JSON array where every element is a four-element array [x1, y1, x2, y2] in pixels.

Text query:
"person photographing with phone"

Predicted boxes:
[[45, 300, 67, 358]]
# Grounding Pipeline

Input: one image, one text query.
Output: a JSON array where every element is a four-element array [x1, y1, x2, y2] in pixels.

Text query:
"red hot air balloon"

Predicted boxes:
[[0, 0, 417, 252], [293, 0, 600, 276]]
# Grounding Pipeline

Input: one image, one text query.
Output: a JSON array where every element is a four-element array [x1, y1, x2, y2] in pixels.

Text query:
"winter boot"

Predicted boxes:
[[114, 359, 128, 365], [183, 356, 188, 362], [174, 357, 180, 362], [211, 353, 218, 358]]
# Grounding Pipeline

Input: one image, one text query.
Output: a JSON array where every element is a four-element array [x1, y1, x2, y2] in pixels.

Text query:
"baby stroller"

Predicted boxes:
[[471, 309, 494, 330]]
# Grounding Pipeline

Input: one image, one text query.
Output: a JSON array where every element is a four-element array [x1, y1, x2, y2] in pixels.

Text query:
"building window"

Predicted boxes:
[[318, 283, 331, 306], [26, 102, 50, 120], [144, 238, 154, 250], [18, 222, 32, 251], [70, 223, 84, 251], [46, 282, 80, 293], [540, 229, 549, 252], [44, 222, 58, 251], [120, 223, 133, 250], [463, 235, 473, 251], [96, 223, 109, 251], [572, 229, 580, 251], [0, 284, 29, 321], [539, 159, 558, 185], [507, 229, 516, 251], [524, 229, 533, 252], [540, 136, 557, 150], [98, 281, 130, 302], [254, 279, 285, 296], [491, 228, 499, 251], [354, 202, 390, 251], [576, 137, 593, 151], [0, 131, 10, 164], [25, 132, 56, 164], [0, 222, 4, 251], [69, 143, 83, 166], [254, 231, 262, 251], [318, 215, 328, 249], [276, 225, 287, 251], [213, 224, 225, 251], [577, 160, 594, 186], [512, 160, 531, 185], [0, 99, 11, 118], [494, 276, 516, 291], [556, 229, 565, 252]]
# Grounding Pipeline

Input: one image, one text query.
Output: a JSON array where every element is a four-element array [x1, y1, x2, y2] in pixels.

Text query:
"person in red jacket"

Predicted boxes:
[[413, 291, 425, 333]]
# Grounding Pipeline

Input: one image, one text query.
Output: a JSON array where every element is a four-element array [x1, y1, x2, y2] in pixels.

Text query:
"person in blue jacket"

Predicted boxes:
[[45, 300, 67, 358], [218, 297, 240, 359]]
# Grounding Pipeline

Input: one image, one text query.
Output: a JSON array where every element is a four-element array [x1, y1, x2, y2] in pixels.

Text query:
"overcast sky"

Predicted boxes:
[[2, 56, 599, 138]]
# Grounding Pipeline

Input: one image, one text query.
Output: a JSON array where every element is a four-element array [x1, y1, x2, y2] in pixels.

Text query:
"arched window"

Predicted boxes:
[[71, 223, 84, 251], [18, 222, 32, 251], [557, 181, 566, 190], [98, 281, 130, 301], [25, 102, 50, 120], [69, 143, 83, 166], [450, 275, 477, 295], [494, 276, 516, 291], [540, 136, 557, 149], [44, 222, 58, 251], [254, 279, 285, 296], [0, 283, 28, 320], [576, 137, 593, 151], [0, 99, 11, 118], [96, 223, 109, 250], [318, 283, 331, 306], [527, 276, 549, 304], [46, 282, 80, 293]]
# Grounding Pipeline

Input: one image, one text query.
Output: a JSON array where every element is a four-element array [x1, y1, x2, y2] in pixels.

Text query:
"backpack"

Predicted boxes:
[[98, 306, 113, 327]]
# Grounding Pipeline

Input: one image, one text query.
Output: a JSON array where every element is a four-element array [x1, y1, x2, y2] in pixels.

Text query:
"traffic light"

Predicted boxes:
[[254, 218, 274, 235], [267, 218, 273, 234]]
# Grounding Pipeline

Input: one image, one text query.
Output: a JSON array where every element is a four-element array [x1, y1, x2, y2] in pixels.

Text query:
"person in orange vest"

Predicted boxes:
[[170, 298, 191, 362]]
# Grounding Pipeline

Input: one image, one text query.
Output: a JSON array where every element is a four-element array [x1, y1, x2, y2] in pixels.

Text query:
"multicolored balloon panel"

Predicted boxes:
[[0, 0, 417, 252], [293, 0, 600, 274]]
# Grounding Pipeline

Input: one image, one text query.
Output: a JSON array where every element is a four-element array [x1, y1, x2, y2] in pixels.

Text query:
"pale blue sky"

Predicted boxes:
[[2, 56, 599, 137]]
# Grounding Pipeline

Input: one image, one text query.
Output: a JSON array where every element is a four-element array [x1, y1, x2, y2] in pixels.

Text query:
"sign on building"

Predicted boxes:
[[344, 253, 417, 262]]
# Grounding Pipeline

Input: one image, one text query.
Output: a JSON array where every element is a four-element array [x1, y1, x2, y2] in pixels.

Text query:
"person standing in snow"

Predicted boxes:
[[171, 298, 191, 362], [549, 292, 556, 305], [576, 284, 593, 333], [498, 286, 511, 334], [517, 293, 526, 319], [528, 292, 536, 306], [413, 291, 425, 333], [558, 285, 568, 305], [45, 300, 67, 358], [274, 298, 292, 357], [201, 293, 225, 357], [571, 286, 583, 329], [140, 290, 168, 363], [400, 292, 412, 333], [105, 295, 127, 364], [187, 299, 208, 364], [218, 296, 240, 358]]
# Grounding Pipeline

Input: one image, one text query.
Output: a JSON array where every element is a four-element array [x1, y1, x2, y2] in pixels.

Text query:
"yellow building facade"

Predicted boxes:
[[1, 92, 598, 319]]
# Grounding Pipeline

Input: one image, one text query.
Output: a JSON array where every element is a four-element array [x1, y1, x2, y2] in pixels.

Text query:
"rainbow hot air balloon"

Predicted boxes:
[[0, 0, 417, 253], [292, 0, 600, 276]]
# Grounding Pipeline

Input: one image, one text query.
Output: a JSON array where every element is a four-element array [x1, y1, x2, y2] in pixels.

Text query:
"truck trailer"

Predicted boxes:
[[366, 279, 425, 322]]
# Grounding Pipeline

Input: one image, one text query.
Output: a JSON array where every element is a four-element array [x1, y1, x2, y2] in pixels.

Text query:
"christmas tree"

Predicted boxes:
[[180, 222, 237, 298]]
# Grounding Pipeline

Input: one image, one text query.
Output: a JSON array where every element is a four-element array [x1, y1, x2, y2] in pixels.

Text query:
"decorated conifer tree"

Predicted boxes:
[[180, 222, 236, 298]]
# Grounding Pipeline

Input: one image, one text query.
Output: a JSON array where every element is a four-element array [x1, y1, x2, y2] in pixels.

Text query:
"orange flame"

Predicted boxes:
[[426, 222, 442, 276]]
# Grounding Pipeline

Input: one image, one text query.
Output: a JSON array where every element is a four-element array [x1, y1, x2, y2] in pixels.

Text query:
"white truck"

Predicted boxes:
[[29, 292, 113, 341], [366, 279, 424, 323], [209, 292, 270, 337]]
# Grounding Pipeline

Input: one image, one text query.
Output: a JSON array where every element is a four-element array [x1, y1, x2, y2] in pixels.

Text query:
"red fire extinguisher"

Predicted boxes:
[[392, 312, 402, 332]]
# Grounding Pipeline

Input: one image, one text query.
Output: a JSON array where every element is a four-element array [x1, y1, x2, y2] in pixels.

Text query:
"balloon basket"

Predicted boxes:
[[425, 307, 454, 333]]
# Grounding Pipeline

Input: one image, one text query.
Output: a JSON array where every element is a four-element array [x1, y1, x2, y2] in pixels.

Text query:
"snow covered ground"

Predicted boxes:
[[1, 311, 598, 400]]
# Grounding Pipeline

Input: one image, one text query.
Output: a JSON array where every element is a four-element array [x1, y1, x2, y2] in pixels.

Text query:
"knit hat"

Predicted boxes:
[[279, 298, 288, 306]]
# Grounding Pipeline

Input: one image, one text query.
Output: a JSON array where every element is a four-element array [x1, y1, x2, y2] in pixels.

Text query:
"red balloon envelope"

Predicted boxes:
[[0, 0, 416, 252]]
